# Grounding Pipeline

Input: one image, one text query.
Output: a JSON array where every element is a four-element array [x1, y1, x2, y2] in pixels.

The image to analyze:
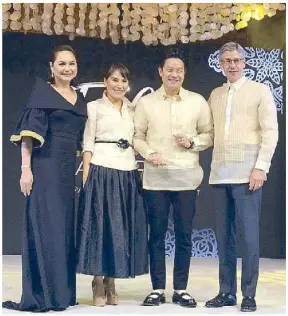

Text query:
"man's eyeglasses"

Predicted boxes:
[[220, 58, 244, 66]]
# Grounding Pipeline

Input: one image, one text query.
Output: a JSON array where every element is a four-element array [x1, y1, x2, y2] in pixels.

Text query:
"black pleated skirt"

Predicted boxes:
[[76, 164, 149, 278]]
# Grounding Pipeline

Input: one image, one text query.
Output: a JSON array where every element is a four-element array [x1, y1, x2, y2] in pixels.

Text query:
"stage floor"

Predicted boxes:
[[2, 256, 286, 314]]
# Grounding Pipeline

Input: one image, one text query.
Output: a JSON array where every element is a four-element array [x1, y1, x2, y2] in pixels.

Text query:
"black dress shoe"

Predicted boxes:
[[142, 292, 166, 306], [241, 296, 257, 312], [205, 293, 237, 308], [172, 292, 197, 308]]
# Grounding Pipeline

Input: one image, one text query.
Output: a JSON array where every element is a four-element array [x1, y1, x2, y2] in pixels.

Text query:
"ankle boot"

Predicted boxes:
[[92, 276, 106, 307], [103, 277, 119, 305]]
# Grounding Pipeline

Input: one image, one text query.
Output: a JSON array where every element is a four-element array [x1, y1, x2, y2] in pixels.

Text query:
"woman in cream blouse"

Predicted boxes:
[[76, 64, 148, 307]]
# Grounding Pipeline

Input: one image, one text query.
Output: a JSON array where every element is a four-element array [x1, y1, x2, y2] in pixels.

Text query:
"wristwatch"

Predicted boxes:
[[186, 140, 194, 149]]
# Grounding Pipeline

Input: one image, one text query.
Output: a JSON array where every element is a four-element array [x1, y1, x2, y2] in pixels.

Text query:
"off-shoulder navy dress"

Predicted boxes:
[[3, 78, 87, 312]]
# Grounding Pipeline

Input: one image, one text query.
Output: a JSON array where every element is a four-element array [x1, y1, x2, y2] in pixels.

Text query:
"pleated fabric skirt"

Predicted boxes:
[[76, 164, 149, 278]]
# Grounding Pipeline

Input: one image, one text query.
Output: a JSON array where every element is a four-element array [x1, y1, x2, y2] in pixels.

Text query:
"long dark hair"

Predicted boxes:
[[47, 45, 77, 84]]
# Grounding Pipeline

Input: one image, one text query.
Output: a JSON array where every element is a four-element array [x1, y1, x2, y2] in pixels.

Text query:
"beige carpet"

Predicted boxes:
[[2, 256, 286, 314]]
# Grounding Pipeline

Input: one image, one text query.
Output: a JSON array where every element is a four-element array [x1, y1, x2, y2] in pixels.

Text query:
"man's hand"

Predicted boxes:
[[173, 134, 192, 149], [147, 153, 166, 167], [249, 168, 267, 191]]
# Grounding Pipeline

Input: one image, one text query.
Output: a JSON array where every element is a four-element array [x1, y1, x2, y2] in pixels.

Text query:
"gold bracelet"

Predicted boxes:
[[21, 165, 31, 168]]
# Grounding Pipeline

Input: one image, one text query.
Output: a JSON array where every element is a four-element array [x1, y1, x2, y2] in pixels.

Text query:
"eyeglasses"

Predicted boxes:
[[221, 58, 243, 66]]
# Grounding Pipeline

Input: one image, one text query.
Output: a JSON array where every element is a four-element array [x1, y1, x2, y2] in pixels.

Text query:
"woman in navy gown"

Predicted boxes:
[[3, 45, 87, 312]]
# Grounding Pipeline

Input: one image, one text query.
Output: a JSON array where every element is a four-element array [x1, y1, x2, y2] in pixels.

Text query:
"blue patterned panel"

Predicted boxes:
[[165, 217, 218, 258], [191, 228, 218, 258]]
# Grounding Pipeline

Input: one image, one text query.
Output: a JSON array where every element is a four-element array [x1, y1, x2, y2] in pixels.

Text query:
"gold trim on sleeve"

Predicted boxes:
[[10, 130, 45, 147]]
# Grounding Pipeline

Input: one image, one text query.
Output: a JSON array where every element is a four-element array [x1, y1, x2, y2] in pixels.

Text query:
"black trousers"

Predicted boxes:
[[212, 184, 262, 297], [144, 190, 197, 290]]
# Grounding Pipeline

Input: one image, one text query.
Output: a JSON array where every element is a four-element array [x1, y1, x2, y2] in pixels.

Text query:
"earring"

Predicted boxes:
[[51, 72, 54, 78]]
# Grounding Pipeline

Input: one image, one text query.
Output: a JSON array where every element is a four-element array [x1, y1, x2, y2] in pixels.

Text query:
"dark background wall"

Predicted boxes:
[[2, 12, 285, 257]]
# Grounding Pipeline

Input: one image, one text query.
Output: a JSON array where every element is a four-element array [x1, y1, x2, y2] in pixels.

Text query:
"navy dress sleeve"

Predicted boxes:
[[10, 108, 48, 148]]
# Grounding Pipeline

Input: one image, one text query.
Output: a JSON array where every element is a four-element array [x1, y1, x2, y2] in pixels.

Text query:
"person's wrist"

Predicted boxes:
[[148, 152, 155, 160], [185, 140, 194, 149], [254, 168, 265, 172]]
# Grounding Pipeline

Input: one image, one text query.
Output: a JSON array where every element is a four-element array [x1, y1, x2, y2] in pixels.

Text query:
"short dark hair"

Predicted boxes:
[[159, 48, 187, 71], [47, 45, 77, 84], [104, 63, 130, 81]]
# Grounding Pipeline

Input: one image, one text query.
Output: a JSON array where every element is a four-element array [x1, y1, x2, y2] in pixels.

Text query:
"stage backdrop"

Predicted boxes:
[[3, 32, 285, 258]]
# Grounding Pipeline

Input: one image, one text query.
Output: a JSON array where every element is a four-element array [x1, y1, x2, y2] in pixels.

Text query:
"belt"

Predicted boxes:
[[95, 138, 131, 149]]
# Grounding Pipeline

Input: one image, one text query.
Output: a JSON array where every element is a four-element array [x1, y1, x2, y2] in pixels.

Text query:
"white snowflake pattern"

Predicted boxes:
[[248, 48, 283, 84]]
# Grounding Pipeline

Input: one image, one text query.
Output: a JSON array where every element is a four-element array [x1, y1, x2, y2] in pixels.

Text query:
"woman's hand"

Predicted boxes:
[[82, 166, 90, 186], [82, 151, 92, 187], [20, 167, 33, 196]]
